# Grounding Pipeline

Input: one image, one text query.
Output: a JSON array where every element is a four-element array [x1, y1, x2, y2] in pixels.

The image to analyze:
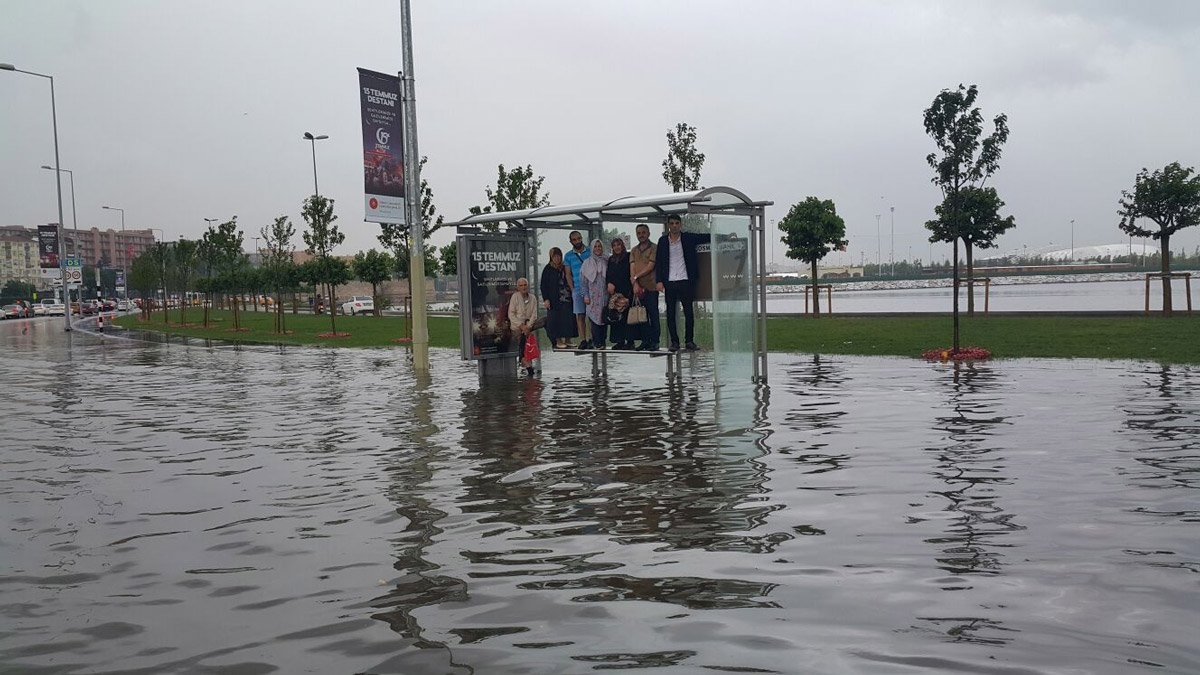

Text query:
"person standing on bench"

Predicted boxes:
[[579, 238, 609, 349], [630, 223, 659, 351], [541, 247, 577, 349], [655, 214, 709, 352], [606, 236, 634, 350]]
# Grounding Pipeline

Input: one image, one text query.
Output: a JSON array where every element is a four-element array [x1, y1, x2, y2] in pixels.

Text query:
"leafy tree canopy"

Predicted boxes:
[[1118, 162, 1200, 240], [353, 249, 394, 288], [926, 186, 1015, 249], [924, 84, 1009, 198], [780, 197, 848, 264], [662, 122, 705, 192], [468, 164, 549, 232], [439, 241, 458, 277]]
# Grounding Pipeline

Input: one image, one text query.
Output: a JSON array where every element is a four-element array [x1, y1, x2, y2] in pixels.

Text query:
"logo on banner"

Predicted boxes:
[[376, 128, 390, 146], [369, 198, 379, 210]]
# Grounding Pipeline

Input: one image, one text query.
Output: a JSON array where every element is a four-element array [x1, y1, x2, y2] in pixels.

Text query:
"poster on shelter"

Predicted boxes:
[[458, 235, 526, 360], [357, 68, 406, 224], [38, 225, 61, 278], [696, 237, 749, 301]]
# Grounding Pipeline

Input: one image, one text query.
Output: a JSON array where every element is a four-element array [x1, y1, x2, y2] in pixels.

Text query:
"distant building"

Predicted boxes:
[[0, 224, 159, 288]]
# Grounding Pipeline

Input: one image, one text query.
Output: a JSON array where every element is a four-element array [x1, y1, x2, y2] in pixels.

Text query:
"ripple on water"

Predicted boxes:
[[1, 327, 1199, 672]]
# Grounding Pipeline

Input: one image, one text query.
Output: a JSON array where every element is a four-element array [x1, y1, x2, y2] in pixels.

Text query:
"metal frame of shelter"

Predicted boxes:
[[446, 186, 772, 382]]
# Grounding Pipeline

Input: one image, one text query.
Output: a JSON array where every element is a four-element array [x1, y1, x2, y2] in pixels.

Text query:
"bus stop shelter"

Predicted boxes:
[[445, 186, 772, 384]]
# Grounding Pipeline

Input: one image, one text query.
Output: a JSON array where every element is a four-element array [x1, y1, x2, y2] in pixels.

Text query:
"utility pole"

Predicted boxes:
[[400, 0, 429, 374], [889, 206, 895, 277]]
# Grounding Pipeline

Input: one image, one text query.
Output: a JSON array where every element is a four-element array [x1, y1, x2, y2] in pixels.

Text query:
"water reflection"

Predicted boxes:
[[923, 362, 1023, 578]]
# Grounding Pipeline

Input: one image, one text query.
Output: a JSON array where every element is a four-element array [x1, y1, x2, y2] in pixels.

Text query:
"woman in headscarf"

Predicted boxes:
[[605, 236, 634, 350], [579, 238, 609, 349], [540, 246, 576, 349]]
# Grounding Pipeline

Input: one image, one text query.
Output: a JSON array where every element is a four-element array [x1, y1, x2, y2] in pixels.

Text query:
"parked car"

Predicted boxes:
[[42, 299, 66, 316], [31, 303, 47, 316], [1, 304, 21, 319], [341, 295, 375, 316]]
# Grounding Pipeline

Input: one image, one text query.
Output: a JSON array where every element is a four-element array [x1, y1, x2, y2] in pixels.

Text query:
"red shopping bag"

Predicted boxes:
[[523, 333, 541, 361]]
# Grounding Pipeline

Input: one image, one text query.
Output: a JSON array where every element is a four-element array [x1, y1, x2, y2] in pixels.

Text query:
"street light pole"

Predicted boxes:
[[889, 206, 895, 277], [4, 63, 70, 331], [875, 214, 881, 276], [41, 165, 78, 308], [302, 132, 328, 196], [102, 205, 126, 307]]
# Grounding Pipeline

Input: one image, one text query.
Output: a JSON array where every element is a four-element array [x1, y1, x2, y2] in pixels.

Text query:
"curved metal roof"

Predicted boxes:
[[447, 186, 771, 230]]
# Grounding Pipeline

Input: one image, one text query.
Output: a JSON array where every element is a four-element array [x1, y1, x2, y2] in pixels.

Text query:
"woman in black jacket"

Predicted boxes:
[[605, 237, 634, 350], [540, 247, 577, 349]]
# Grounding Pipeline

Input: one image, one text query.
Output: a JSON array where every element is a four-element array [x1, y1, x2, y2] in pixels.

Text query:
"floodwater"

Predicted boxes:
[[2, 317, 1198, 674], [768, 276, 1196, 313]]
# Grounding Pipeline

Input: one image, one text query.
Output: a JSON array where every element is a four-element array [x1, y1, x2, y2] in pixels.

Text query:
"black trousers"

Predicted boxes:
[[663, 281, 695, 344], [638, 290, 660, 347]]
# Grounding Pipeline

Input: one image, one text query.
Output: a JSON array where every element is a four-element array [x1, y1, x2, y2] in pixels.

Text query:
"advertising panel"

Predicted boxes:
[[458, 235, 527, 360], [695, 236, 749, 301], [357, 68, 406, 224], [37, 225, 60, 267]]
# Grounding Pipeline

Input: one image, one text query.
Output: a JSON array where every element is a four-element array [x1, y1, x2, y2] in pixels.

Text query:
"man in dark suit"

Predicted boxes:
[[655, 213, 710, 352]]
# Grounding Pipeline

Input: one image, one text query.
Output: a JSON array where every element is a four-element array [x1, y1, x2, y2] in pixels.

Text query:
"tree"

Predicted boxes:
[[468, 163, 550, 232], [924, 83, 1009, 349], [260, 215, 297, 333], [662, 122, 705, 192], [439, 241, 458, 276], [1118, 162, 1200, 315], [1, 279, 35, 302], [170, 239, 199, 325], [202, 218, 248, 330], [301, 194, 345, 334], [352, 249, 394, 316], [379, 156, 445, 281], [129, 248, 163, 320], [779, 197, 848, 316], [926, 186, 1015, 306]]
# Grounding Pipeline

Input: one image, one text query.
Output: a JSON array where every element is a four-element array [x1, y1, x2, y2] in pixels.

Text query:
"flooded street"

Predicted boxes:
[[2, 317, 1198, 673]]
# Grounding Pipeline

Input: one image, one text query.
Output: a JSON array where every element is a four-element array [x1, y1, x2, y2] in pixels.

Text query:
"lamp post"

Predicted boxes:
[[302, 132, 328, 196], [1070, 219, 1075, 263], [875, 213, 881, 276], [4, 63, 70, 331], [102, 205, 126, 307], [889, 206, 895, 277]]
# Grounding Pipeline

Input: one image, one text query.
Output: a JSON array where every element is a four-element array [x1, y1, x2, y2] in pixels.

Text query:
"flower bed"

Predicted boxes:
[[921, 346, 992, 362]]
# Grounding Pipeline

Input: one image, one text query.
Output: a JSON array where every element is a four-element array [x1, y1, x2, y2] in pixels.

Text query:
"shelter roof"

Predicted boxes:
[[447, 186, 771, 231]]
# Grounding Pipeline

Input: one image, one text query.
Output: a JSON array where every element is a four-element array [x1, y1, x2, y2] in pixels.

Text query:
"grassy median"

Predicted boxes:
[[113, 310, 1200, 364]]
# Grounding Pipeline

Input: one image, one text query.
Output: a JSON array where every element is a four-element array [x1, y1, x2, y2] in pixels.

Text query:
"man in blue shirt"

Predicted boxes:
[[564, 230, 590, 347]]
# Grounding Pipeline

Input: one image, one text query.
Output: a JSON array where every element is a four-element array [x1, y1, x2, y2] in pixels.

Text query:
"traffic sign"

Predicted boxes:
[[64, 258, 83, 284]]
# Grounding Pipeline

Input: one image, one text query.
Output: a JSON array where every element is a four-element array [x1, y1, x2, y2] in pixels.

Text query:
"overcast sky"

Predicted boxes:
[[4, 0, 1199, 267]]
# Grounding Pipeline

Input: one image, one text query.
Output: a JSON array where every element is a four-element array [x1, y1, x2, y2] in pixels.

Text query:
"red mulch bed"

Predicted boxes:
[[922, 346, 992, 362], [391, 337, 413, 344], [317, 332, 352, 339]]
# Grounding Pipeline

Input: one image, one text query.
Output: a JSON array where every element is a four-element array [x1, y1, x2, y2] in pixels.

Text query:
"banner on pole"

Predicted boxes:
[[458, 235, 527, 360], [37, 225, 60, 267], [357, 68, 406, 224]]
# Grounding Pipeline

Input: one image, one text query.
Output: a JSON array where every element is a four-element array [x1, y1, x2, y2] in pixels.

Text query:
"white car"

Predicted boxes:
[[116, 300, 130, 311], [341, 296, 374, 316], [41, 299, 66, 316], [31, 304, 47, 316]]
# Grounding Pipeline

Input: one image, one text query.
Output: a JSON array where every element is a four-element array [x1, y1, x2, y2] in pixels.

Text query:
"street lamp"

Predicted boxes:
[[102, 205, 127, 307], [40, 165, 78, 310], [889, 206, 895, 277], [4, 63, 70, 331], [875, 213, 881, 275], [302, 131, 328, 196]]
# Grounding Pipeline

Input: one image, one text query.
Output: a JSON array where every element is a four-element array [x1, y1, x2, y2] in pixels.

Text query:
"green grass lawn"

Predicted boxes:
[[113, 310, 1200, 364]]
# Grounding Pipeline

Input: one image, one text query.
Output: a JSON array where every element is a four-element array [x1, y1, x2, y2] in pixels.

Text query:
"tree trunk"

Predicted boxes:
[[965, 242, 975, 315], [1161, 234, 1172, 316], [952, 239, 960, 351], [328, 283, 338, 334], [810, 260, 820, 316]]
